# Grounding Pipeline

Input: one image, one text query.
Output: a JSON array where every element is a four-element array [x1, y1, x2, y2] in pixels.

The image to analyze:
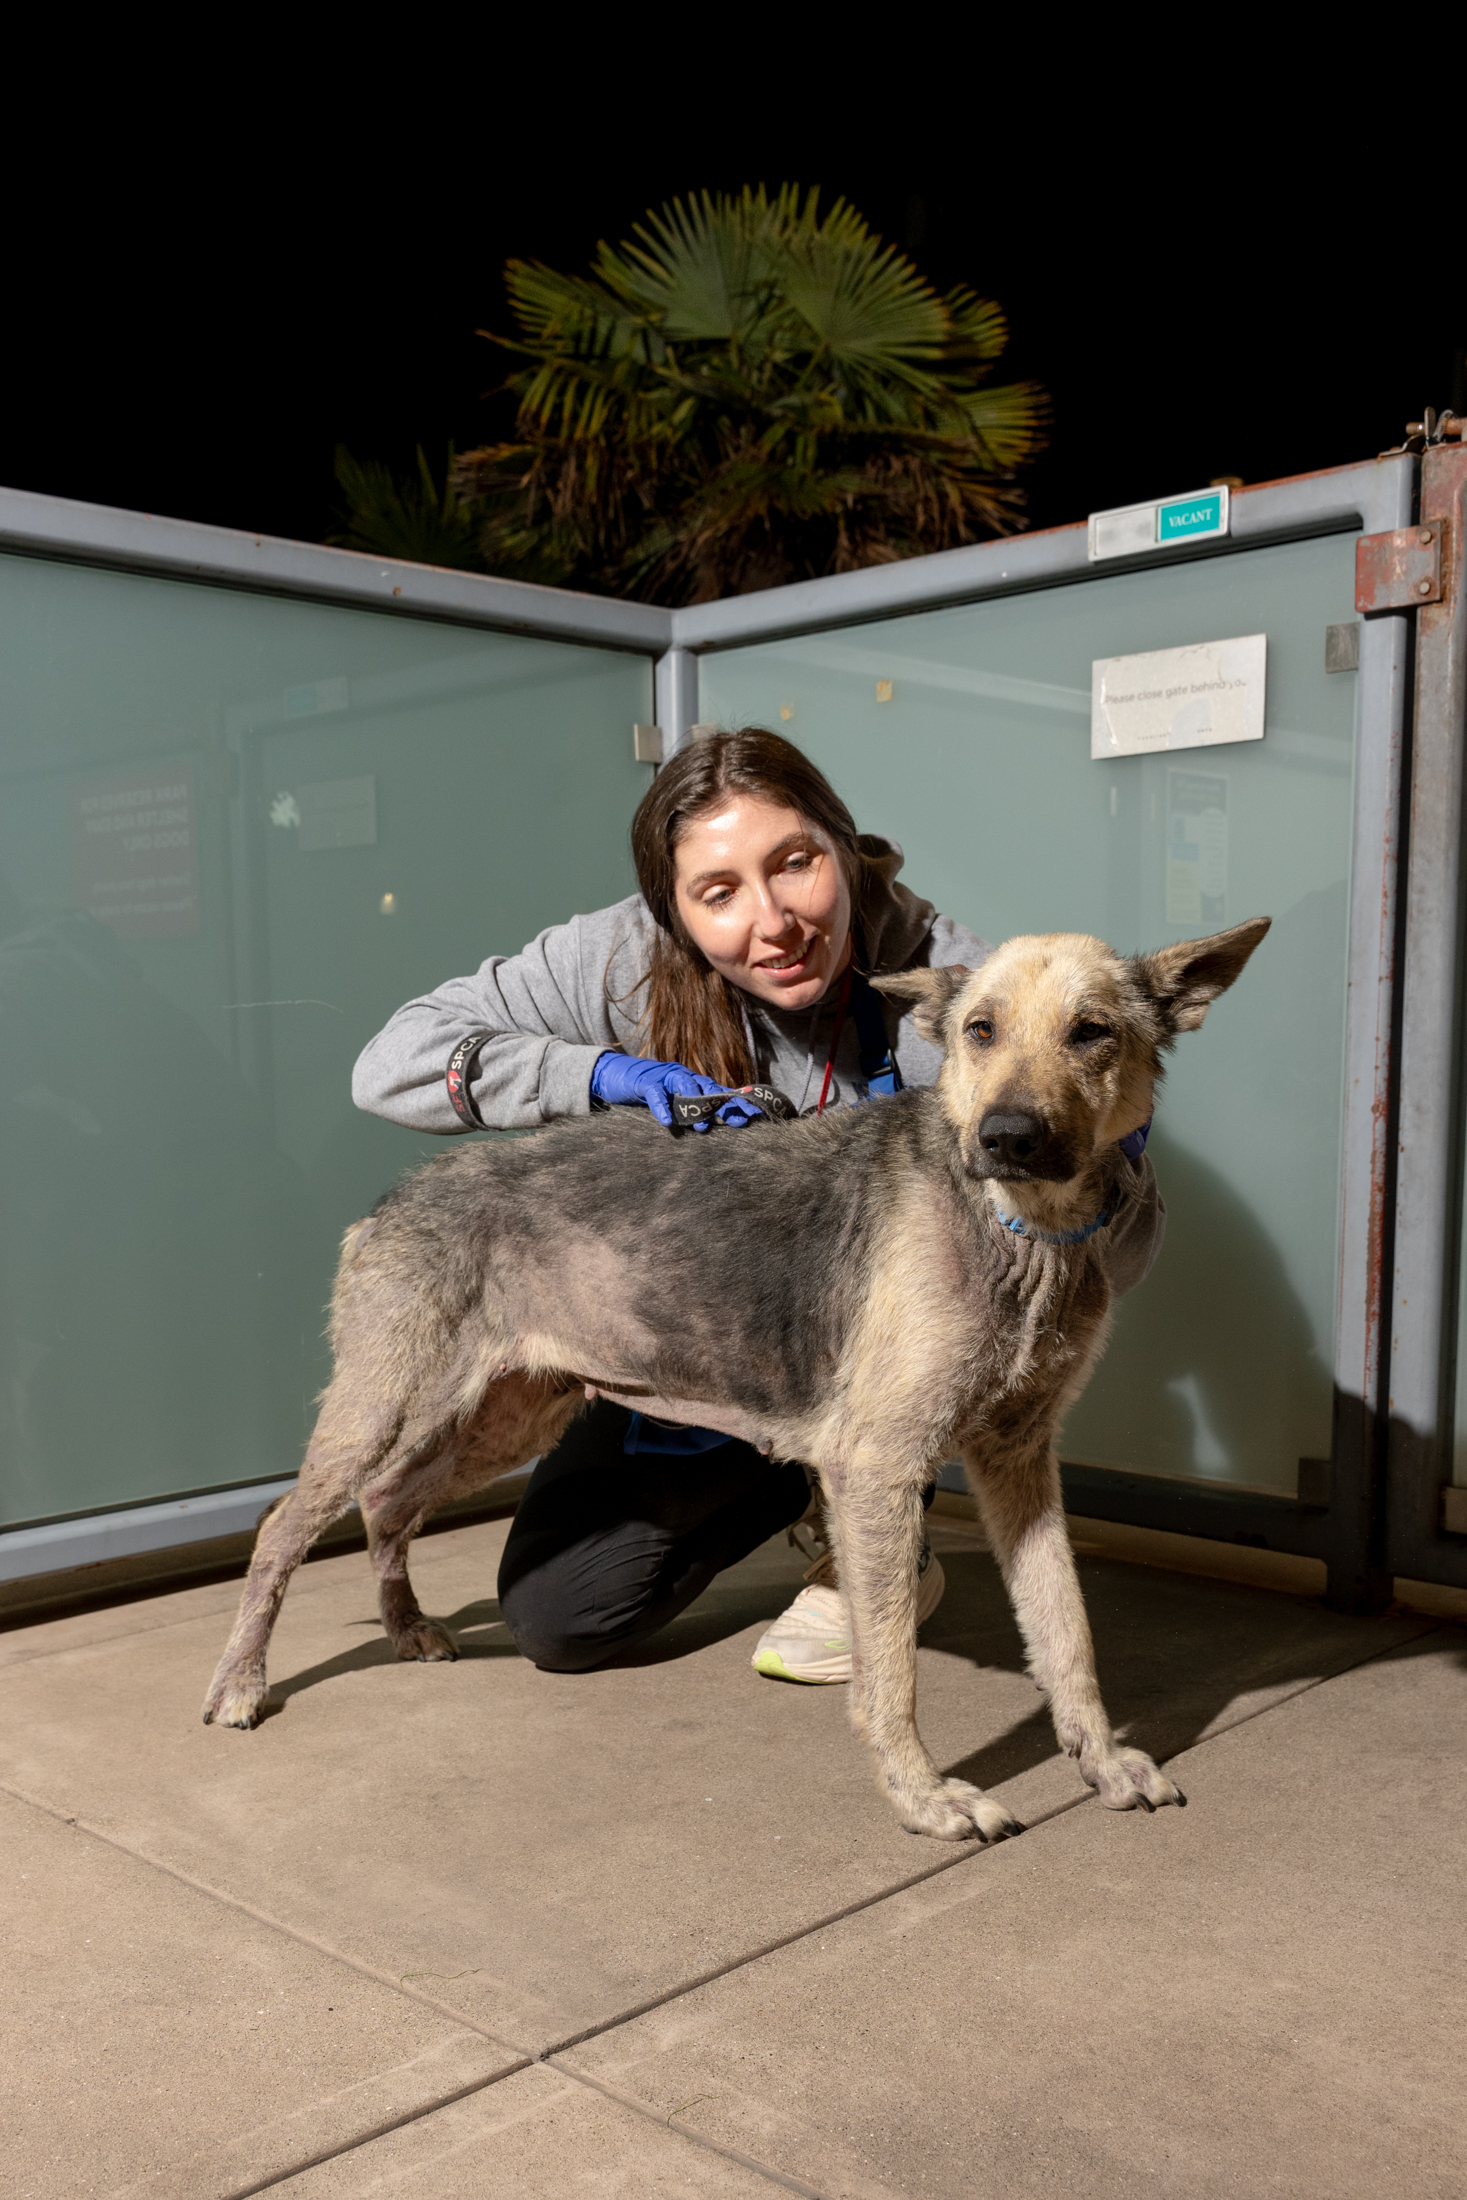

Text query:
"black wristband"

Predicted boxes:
[[668, 1082, 798, 1133], [445, 1031, 493, 1129]]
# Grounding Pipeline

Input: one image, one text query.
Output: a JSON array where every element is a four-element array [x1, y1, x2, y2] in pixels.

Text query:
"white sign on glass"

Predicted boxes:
[[1090, 634, 1266, 759]]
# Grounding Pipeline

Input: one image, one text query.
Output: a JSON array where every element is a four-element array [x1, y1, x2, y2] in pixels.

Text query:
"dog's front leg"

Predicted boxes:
[[964, 1443, 1183, 1812], [823, 1464, 1023, 1843]]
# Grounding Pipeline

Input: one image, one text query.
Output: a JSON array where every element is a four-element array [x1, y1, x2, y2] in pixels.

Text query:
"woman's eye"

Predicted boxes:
[[1072, 1021, 1112, 1045], [967, 1019, 994, 1043]]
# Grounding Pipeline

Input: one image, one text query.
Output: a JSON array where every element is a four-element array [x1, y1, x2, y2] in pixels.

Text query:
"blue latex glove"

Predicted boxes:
[[590, 1050, 764, 1131], [1119, 1116, 1152, 1162], [708, 1091, 768, 1127]]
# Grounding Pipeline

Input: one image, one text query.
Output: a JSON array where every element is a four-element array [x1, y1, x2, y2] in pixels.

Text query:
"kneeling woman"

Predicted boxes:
[[353, 730, 1163, 1681]]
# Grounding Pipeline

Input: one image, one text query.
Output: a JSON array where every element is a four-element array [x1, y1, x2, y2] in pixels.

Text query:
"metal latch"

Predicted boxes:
[[1355, 523, 1446, 613]]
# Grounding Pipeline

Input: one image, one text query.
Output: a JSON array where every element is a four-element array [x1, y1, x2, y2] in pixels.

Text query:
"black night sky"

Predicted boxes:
[[4, 47, 1458, 559]]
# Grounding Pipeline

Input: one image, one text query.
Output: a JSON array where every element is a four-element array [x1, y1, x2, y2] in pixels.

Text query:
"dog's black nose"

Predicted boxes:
[[978, 1109, 1046, 1167]]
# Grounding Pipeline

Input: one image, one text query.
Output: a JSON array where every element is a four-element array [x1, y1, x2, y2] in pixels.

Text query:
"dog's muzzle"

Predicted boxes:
[[969, 1107, 1074, 1182]]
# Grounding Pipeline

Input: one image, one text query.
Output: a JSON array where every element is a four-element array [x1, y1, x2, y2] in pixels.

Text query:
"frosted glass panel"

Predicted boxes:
[[0, 553, 652, 1526], [701, 535, 1360, 1494]]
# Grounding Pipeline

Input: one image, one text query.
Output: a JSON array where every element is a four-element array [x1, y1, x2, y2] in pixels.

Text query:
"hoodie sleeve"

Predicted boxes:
[[351, 899, 650, 1134], [924, 911, 994, 972], [1099, 1152, 1167, 1296]]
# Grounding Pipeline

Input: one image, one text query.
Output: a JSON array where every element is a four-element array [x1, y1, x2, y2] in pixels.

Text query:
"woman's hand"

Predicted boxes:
[[590, 1051, 764, 1131]]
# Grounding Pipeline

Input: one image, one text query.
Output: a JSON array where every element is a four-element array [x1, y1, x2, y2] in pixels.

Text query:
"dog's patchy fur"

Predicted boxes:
[[204, 917, 1269, 1842]]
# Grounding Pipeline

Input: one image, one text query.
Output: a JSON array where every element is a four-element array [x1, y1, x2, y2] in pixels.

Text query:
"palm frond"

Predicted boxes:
[[327, 446, 485, 572], [604, 190, 775, 343], [777, 201, 948, 368]]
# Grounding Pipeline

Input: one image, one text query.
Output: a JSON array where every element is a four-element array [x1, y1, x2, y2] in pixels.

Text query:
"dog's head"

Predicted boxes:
[[875, 917, 1270, 1211]]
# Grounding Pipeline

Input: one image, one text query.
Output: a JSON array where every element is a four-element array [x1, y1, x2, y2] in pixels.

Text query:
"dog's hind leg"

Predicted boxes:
[[200, 1382, 429, 1729], [203, 1205, 512, 1729], [821, 1460, 1025, 1844], [362, 1375, 583, 1663], [362, 1444, 473, 1664], [964, 1440, 1183, 1812]]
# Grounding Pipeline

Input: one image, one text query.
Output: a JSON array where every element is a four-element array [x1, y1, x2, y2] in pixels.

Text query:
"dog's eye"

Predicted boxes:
[[1071, 1021, 1112, 1046], [966, 1018, 994, 1044]]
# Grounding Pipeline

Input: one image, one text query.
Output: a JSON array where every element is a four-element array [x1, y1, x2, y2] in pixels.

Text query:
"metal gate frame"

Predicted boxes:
[[662, 459, 1422, 1609], [3, 450, 1461, 1604], [1387, 443, 1467, 1592]]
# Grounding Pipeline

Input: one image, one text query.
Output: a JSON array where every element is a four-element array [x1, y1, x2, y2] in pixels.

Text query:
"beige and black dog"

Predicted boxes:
[[204, 916, 1269, 1842]]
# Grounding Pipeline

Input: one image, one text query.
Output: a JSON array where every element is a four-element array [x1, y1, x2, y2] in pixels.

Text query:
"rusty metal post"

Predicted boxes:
[[1311, 488, 1416, 1611], [1385, 442, 1467, 1589]]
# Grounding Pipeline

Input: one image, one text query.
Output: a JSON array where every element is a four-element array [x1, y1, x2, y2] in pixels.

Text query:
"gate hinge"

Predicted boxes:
[[1355, 522, 1446, 614], [1379, 405, 1466, 457]]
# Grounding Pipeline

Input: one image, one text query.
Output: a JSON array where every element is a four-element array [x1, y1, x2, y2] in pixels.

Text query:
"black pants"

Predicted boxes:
[[497, 1401, 811, 1671]]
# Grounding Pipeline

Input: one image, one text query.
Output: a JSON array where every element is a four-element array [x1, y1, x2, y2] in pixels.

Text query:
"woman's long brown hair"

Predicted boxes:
[[627, 728, 877, 1084]]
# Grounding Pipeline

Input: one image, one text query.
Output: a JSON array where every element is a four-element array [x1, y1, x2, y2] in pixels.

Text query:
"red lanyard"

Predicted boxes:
[[815, 967, 854, 1115]]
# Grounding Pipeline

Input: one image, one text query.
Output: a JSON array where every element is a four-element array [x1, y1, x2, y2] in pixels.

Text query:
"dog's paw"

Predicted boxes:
[[1085, 1745, 1185, 1813], [201, 1671, 268, 1729], [392, 1617, 459, 1663], [898, 1777, 1025, 1844]]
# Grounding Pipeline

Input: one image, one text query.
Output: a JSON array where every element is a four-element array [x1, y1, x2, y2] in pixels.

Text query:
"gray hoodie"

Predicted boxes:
[[353, 836, 1164, 1291]]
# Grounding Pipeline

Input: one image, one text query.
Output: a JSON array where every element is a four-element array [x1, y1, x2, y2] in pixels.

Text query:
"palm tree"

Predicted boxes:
[[332, 189, 1046, 603], [460, 186, 1045, 603]]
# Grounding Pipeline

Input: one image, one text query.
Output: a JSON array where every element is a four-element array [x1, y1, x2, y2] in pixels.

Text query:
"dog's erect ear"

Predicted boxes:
[[871, 965, 971, 1046], [1136, 917, 1272, 1033]]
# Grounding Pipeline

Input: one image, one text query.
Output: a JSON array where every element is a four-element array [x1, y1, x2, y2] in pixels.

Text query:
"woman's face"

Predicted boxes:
[[672, 793, 853, 1015]]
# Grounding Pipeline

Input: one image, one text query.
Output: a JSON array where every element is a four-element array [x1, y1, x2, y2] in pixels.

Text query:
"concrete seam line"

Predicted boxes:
[[534, 1617, 1447, 2059], [535, 1790, 1098, 2057], [543, 2058, 840, 2200], [207, 2061, 534, 2200], [0, 1779, 540, 2056]]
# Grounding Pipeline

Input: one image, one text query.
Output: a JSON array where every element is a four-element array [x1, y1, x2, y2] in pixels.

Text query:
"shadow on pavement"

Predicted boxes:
[[258, 1529, 1455, 1782], [926, 1544, 1452, 1790], [263, 1598, 524, 1711]]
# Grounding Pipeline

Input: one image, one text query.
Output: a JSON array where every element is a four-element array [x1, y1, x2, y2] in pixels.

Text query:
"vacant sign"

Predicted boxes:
[[1091, 634, 1266, 760], [1087, 485, 1231, 562]]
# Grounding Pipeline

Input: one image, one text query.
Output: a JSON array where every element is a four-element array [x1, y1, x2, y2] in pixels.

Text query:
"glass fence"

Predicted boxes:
[[0, 551, 653, 1528], [700, 533, 1361, 1496]]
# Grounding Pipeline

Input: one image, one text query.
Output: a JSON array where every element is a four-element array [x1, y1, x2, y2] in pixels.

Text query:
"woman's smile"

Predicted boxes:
[[759, 942, 814, 973]]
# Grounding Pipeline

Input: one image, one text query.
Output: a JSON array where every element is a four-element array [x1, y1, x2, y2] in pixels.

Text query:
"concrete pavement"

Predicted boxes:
[[3, 1510, 1462, 2198]]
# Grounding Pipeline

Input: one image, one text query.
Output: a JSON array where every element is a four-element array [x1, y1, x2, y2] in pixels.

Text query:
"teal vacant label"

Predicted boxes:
[[1157, 491, 1226, 544]]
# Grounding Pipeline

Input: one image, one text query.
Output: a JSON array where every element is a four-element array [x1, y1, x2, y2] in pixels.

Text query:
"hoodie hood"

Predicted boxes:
[[854, 834, 939, 974]]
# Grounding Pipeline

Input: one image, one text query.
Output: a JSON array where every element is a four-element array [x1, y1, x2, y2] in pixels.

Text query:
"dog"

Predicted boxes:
[[203, 916, 1269, 1842]]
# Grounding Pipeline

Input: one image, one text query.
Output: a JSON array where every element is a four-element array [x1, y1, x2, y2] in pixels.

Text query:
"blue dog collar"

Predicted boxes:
[[993, 1202, 1113, 1246]]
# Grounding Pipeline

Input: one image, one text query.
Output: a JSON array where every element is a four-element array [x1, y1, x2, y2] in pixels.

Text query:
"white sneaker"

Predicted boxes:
[[752, 1539, 946, 1684]]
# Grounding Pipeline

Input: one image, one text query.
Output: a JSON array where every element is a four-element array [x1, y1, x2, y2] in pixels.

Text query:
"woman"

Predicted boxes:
[[353, 729, 1163, 1681]]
